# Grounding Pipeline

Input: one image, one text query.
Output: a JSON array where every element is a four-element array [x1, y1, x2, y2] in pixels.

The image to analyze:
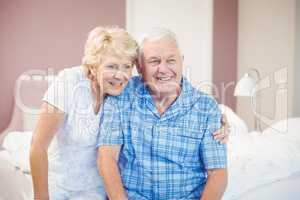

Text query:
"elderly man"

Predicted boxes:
[[97, 28, 228, 200]]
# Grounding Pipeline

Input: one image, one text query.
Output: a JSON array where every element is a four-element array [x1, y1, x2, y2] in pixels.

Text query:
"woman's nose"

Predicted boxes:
[[113, 70, 128, 80]]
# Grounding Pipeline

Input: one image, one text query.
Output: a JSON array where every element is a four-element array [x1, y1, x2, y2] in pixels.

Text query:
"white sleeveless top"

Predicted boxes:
[[43, 66, 104, 191]]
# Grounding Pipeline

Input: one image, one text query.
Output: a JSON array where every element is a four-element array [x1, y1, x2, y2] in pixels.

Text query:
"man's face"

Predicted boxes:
[[141, 38, 183, 97]]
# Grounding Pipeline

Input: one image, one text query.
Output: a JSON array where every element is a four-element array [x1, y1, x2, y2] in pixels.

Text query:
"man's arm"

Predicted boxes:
[[200, 99, 228, 200], [97, 145, 127, 200], [200, 169, 228, 200]]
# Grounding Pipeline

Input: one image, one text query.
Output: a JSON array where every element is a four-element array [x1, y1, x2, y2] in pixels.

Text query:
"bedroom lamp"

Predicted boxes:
[[234, 68, 261, 131], [234, 73, 256, 96]]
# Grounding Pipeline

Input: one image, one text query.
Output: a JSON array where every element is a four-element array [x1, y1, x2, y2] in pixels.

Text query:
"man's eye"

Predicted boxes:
[[149, 60, 160, 65], [167, 59, 176, 64]]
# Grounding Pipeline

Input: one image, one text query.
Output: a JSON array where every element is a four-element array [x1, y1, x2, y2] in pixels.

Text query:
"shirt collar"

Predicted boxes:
[[135, 76, 202, 120]]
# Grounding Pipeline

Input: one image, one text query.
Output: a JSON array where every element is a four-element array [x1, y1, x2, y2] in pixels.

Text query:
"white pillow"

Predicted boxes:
[[0, 150, 14, 166], [263, 118, 300, 142], [218, 104, 249, 135], [218, 104, 251, 161], [22, 112, 39, 132], [2, 131, 33, 173]]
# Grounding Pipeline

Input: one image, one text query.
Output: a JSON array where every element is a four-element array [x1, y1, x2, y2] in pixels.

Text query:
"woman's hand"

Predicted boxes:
[[213, 114, 230, 144]]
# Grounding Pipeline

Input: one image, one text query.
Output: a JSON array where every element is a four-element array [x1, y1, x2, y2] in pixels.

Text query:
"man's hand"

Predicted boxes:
[[213, 114, 230, 144]]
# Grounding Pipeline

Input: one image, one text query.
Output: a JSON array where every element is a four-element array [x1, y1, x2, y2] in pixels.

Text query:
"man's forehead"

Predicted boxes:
[[143, 39, 180, 57]]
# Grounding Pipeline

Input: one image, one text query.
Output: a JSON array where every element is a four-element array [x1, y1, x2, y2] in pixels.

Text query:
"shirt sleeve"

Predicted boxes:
[[97, 96, 124, 146], [43, 70, 72, 113], [200, 99, 227, 169]]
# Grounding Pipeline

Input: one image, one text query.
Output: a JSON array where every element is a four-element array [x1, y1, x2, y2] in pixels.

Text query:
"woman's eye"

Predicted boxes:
[[124, 65, 132, 69], [105, 65, 116, 69]]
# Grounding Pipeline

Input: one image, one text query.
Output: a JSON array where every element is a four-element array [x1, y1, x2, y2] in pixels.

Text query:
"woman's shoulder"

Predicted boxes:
[[56, 66, 84, 82], [105, 76, 142, 107]]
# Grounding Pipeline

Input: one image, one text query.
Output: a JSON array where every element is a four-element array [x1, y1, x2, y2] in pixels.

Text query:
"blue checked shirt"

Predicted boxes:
[[98, 76, 227, 200]]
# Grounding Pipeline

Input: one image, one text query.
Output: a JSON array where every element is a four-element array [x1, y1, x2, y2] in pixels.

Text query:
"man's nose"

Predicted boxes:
[[157, 61, 169, 73]]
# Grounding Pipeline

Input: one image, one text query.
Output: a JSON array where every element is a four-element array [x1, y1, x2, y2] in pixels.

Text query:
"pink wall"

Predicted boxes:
[[0, 0, 125, 132], [213, 0, 238, 110]]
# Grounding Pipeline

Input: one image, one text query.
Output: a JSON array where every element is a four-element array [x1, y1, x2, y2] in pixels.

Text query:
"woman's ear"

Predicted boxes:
[[86, 66, 97, 81], [90, 66, 97, 77], [135, 59, 142, 75]]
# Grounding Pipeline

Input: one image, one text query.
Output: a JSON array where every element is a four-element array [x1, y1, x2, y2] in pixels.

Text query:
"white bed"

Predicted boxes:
[[0, 73, 51, 200], [220, 105, 300, 200], [237, 172, 300, 200], [0, 74, 300, 200], [0, 150, 32, 200]]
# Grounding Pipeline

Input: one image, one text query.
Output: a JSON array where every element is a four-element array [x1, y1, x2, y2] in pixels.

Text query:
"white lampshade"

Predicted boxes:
[[234, 73, 257, 97]]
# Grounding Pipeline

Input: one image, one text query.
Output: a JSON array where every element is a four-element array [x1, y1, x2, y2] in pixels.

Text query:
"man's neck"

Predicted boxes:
[[151, 89, 181, 115]]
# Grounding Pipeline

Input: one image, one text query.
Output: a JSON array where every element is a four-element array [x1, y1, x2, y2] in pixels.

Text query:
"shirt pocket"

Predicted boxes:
[[161, 122, 204, 166]]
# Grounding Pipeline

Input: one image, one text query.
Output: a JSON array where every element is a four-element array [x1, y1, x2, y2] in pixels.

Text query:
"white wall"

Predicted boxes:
[[126, 0, 213, 90], [237, 0, 295, 130], [295, 0, 300, 117]]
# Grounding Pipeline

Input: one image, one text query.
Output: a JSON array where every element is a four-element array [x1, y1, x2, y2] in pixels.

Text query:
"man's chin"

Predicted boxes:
[[155, 87, 179, 97]]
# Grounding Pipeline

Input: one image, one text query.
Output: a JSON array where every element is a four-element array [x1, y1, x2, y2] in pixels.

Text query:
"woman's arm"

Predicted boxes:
[[30, 102, 65, 200]]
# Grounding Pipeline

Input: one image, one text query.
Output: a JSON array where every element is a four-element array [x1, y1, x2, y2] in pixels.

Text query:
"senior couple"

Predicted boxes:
[[30, 26, 228, 200]]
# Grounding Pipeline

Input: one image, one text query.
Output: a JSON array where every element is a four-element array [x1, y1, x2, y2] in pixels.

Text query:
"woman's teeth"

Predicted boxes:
[[109, 81, 122, 86]]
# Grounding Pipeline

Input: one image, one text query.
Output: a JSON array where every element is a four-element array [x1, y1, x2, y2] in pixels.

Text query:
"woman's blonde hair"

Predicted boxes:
[[82, 26, 138, 68]]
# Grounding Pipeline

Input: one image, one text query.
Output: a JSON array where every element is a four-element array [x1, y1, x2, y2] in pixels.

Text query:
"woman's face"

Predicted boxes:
[[96, 55, 134, 96]]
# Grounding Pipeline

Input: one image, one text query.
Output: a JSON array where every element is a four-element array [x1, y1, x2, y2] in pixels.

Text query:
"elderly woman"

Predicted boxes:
[[30, 26, 228, 200], [30, 27, 139, 200]]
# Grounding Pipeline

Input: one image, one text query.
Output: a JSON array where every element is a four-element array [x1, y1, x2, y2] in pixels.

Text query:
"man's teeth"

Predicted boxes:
[[157, 77, 171, 81]]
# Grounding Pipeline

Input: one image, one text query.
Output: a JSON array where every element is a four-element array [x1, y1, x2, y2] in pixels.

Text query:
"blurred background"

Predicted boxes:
[[1, 1, 300, 200], [0, 0, 298, 132]]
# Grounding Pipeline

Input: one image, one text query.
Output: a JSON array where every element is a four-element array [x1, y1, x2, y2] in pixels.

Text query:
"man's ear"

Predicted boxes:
[[181, 54, 184, 62]]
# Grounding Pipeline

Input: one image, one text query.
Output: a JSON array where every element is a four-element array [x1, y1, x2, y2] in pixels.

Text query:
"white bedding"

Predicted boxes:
[[238, 172, 300, 200], [2, 131, 33, 173], [224, 130, 300, 200], [1, 104, 300, 200], [0, 150, 32, 200], [222, 116, 300, 200]]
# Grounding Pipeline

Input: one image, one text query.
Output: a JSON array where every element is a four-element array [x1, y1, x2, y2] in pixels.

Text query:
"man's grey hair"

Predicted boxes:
[[138, 27, 181, 62]]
